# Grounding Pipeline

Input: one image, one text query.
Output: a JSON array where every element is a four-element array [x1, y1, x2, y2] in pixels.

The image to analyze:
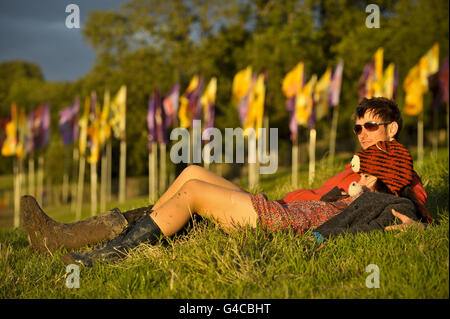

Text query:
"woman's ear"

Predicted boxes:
[[388, 121, 398, 140]]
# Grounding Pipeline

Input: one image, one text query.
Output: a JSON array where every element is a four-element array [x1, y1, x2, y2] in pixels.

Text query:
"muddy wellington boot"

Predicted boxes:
[[21, 195, 132, 253], [63, 213, 163, 267]]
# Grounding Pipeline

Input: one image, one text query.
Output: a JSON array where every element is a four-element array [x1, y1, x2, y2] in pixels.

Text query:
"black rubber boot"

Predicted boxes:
[[122, 205, 153, 226], [64, 213, 163, 266]]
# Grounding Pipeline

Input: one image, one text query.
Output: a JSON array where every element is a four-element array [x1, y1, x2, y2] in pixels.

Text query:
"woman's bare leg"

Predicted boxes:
[[152, 165, 246, 210], [150, 179, 257, 235]]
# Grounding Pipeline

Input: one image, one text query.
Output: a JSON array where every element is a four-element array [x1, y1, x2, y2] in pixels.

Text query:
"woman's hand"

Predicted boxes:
[[385, 209, 425, 231]]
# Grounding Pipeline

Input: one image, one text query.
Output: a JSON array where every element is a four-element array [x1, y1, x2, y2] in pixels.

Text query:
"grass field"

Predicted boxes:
[[0, 150, 448, 299]]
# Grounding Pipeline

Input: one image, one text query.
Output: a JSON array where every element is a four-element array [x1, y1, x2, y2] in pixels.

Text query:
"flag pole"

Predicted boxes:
[[100, 148, 107, 212], [119, 138, 126, 203], [76, 154, 85, 221], [149, 142, 157, 203], [13, 157, 20, 228], [90, 160, 98, 216], [447, 103, 449, 152], [417, 112, 424, 167], [308, 128, 316, 186], [36, 154, 44, 206], [432, 104, 439, 158], [28, 152, 35, 197], [328, 104, 339, 166], [159, 142, 167, 193], [71, 147, 78, 213], [292, 133, 299, 188], [106, 140, 112, 203]]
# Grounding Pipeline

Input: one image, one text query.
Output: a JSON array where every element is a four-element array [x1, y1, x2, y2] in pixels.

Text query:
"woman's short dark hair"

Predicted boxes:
[[353, 97, 403, 140]]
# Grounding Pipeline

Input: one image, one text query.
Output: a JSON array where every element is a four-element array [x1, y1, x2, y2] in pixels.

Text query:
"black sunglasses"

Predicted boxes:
[[353, 121, 392, 135]]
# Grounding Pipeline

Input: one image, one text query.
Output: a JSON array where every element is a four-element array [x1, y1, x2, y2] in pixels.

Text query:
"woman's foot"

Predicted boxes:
[[62, 213, 162, 266]]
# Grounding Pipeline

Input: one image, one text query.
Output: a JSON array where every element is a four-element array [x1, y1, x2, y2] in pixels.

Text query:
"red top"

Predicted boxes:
[[283, 164, 432, 223]]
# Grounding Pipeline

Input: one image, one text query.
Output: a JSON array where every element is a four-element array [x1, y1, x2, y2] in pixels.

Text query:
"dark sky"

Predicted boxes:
[[0, 0, 129, 82]]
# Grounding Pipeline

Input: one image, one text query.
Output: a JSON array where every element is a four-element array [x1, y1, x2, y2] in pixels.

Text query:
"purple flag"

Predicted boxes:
[[29, 104, 50, 150], [328, 61, 344, 107], [429, 60, 449, 108], [358, 60, 374, 101], [238, 74, 257, 126], [440, 60, 449, 105], [163, 83, 180, 129], [59, 97, 80, 146], [0, 117, 8, 150], [286, 96, 297, 141], [147, 88, 167, 150], [188, 76, 204, 122]]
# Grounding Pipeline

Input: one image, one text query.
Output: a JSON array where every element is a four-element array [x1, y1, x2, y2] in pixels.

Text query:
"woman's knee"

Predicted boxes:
[[180, 165, 206, 182]]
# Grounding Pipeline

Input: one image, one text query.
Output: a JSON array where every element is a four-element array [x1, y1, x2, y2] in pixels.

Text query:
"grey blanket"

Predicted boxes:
[[314, 190, 418, 239]]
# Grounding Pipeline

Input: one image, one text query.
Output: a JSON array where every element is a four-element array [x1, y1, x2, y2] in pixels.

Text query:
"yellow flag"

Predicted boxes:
[[314, 67, 332, 121], [403, 61, 426, 116], [99, 89, 111, 147], [244, 74, 265, 138], [110, 85, 127, 139], [1, 103, 18, 157], [87, 107, 100, 164], [372, 48, 384, 96], [382, 63, 395, 100], [424, 43, 439, 75], [232, 66, 252, 102], [282, 62, 304, 98], [200, 77, 217, 127], [296, 75, 317, 127], [78, 96, 90, 157], [15, 108, 28, 159], [178, 75, 200, 128]]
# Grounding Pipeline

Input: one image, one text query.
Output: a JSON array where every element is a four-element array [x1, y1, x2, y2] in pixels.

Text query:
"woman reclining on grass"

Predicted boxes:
[[21, 140, 430, 266]]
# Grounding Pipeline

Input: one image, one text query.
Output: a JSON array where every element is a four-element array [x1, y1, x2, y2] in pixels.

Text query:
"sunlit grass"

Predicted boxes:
[[0, 149, 448, 298]]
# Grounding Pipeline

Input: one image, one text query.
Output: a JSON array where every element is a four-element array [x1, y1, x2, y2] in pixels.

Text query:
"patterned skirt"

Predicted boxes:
[[250, 193, 353, 235]]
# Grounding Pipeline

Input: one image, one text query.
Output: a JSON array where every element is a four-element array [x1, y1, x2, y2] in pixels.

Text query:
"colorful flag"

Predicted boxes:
[[0, 117, 8, 150], [232, 66, 253, 102], [59, 97, 80, 146], [382, 63, 397, 100], [163, 83, 180, 129], [109, 85, 127, 139], [98, 90, 111, 148], [282, 62, 305, 141], [429, 59, 449, 108], [15, 108, 28, 159], [372, 48, 384, 96], [147, 88, 167, 150], [358, 60, 374, 100], [28, 104, 50, 152], [425, 43, 439, 75], [78, 96, 90, 157], [1, 103, 19, 157], [232, 66, 253, 126], [178, 76, 203, 128], [403, 57, 428, 116], [328, 60, 344, 107], [440, 60, 449, 105], [314, 67, 332, 121], [200, 77, 217, 131], [244, 73, 266, 138], [296, 75, 317, 128], [87, 92, 100, 163], [282, 62, 304, 99]]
